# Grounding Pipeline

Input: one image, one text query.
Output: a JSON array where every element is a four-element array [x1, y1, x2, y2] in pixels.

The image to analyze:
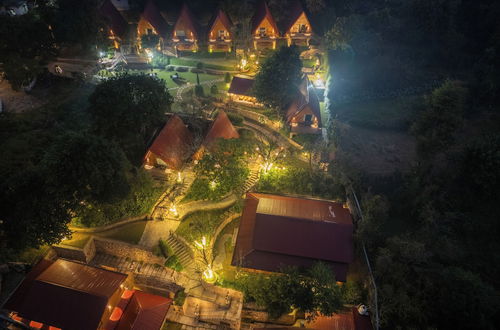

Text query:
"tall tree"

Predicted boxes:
[[53, 0, 108, 51], [0, 169, 72, 254], [88, 74, 173, 163], [253, 45, 302, 115], [411, 80, 468, 158], [41, 131, 131, 203], [0, 12, 56, 90]]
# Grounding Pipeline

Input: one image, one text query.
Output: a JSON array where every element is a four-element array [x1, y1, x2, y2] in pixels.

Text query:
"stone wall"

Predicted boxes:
[[134, 273, 184, 294], [93, 237, 165, 265], [53, 237, 95, 263]]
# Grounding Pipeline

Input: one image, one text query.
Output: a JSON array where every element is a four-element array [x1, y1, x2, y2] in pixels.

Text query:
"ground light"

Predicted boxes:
[[169, 204, 178, 217], [195, 237, 217, 283]]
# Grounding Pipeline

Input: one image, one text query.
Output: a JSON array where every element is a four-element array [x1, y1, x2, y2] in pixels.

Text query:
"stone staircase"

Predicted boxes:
[[237, 166, 260, 195], [166, 232, 196, 271]]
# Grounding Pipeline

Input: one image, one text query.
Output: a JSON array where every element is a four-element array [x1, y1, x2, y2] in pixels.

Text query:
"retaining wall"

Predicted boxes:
[[53, 237, 96, 263], [93, 237, 165, 265]]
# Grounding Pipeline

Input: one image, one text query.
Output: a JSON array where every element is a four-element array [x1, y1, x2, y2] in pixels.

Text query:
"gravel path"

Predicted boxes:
[[171, 78, 223, 102]]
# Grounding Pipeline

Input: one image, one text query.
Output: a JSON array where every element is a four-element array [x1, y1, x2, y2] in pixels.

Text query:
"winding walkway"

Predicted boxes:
[[171, 78, 223, 102]]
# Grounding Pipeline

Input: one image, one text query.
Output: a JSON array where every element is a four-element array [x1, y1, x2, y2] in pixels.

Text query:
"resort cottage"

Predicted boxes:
[[251, 0, 280, 50], [207, 9, 233, 53], [172, 3, 199, 52], [232, 193, 354, 282], [4, 259, 172, 330], [144, 115, 194, 171]]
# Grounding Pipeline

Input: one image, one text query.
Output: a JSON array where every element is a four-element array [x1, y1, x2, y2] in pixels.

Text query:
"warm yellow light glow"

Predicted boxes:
[[203, 267, 216, 283], [177, 172, 182, 183], [195, 236, 207, 249], [210, 180, 217, 190], [169, 204, 178, 217], [261, 162, 273, 173], [241, 59, 247, 67]]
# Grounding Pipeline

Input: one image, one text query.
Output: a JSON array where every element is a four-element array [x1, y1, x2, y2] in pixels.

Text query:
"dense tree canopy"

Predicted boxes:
[[0, 12, 56, 90], [253, 46, 302, 115], [193, 139, 249, 200], [88, 74, 173, 163], [52, 0, 108, 51], [41, 132, 131, 203], [236, 262, 345, 319]]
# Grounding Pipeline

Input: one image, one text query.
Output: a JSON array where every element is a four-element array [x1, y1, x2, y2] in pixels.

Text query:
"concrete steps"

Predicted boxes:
[[167, 233, 195, 270]]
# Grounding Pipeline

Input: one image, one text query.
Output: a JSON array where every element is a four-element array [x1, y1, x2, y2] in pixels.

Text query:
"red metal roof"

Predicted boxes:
[[116, 291, 172, 330], [286, 76, 322, 127], [228, 76, 255, 96], [209, 9, 233, 35], [173, 3, 198, 39], [283, 0, 312, 34], [142, 0, 169, 39], [100, 0, 128, 38], [306, 308, 373, 330], [232, 193, 353, 281], [146, 115, 194, 170], [203, 111, 240, 148], [4, 259, 127, 330], [251, 0, 279, 35]]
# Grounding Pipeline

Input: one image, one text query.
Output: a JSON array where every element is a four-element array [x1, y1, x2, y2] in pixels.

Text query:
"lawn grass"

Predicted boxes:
[[97, 221, 147, 245], [169, 57, 235, 71], [62, 233, 91, 248], [176, 207, 233, 243], [333, 96, 420, 130], [127, 69, 223, 89], [214, 217, 240, 282], [62, 221, 147, 247]]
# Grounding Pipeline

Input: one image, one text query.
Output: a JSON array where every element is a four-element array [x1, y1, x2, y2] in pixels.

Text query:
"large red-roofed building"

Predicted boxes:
[[3, 259, 172, 330], [232, 193, 354, 282]]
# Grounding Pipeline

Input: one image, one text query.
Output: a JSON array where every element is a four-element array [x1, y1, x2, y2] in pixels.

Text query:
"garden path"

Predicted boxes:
[[172, 78, 223, 102]]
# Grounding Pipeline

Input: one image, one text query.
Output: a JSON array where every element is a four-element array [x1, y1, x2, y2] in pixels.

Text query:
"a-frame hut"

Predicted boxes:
[[208, 9, 233, 52], [144, 115, 194, 170]]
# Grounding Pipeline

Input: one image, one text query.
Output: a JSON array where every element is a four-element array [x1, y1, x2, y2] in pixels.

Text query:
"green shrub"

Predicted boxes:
[[196, 62, 204, 69], [165, 255, 183, 271], [182, 178, 212, 201], [191, 68, 204, 73], [224, 72, 231, 83], [174, 288, 187, 306], [176, 67, 188, 72], [165, 65, 174, 71], [227, 112, 244, 126], [238, 128, 254, 140], [210, 84, 218, 94], [194, 84, 204, 97], [159, 239, 173, 258], [75, 170, 164, 227]]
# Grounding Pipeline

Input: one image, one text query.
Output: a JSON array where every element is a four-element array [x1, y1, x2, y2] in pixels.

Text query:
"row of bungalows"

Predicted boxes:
[[101, 0, 315, 53], [144, 110, 239, 171]]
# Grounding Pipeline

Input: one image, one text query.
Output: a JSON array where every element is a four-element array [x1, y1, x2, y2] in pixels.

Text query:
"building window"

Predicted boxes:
[[176, 30, 186, 37], [218, 30, 226, 39], [147, 28, 153, 35], [304, 114, 313, 124], [298, 24, 307, 33], [259, 27, 267, 37]]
